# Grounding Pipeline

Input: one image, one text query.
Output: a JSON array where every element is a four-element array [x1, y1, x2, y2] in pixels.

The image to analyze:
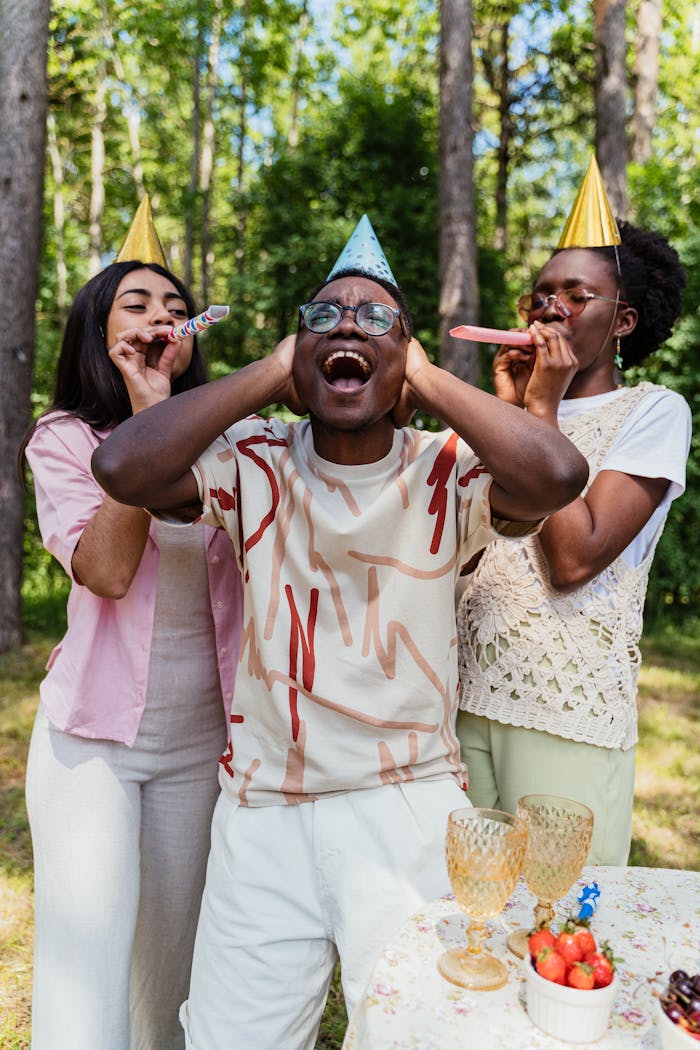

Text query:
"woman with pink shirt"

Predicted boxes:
[[20, 258, 242, 1050]]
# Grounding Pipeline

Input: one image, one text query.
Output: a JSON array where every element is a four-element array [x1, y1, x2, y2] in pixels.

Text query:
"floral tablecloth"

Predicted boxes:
[[343, 866, 700, 1049]]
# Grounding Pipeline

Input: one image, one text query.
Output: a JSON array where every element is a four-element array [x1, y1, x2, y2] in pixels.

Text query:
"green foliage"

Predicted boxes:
[[241, 75, 439, 359], [22, 480, 69, 638], [628, 217, 700, 623], [23, 0, 700, 624]]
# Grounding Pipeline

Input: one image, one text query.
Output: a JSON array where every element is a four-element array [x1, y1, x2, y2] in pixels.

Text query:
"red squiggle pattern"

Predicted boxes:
[[237, 432, 289, 553], [458, 462, 487, 488], [426, 432, 458, 554], [286, 585, 319, 742]]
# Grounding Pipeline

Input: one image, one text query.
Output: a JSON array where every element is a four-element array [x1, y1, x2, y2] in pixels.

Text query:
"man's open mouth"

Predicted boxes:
[[321, 350, 372, 391]]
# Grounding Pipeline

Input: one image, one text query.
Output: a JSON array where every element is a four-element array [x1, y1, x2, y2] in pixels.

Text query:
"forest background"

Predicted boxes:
[[0, 0, 699, 646], [0, 2, 699, 1046]]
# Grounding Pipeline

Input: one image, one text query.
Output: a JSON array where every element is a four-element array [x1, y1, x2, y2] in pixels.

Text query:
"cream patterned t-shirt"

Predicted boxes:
[[194, 417, 529, 806]]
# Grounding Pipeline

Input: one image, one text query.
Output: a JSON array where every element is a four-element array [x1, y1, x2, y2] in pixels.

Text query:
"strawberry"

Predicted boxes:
[[528, 927, 556, 960], [535, 947, 567, 985], [585, 949, 615, 988], [560, 916, 596, 957], [572, 926, 596, 957], [554, 930, 584, 966], [567, 961, 595, 990]]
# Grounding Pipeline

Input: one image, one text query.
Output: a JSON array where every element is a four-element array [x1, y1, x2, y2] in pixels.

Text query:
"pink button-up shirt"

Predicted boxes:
[[26, 414, 242, 746]]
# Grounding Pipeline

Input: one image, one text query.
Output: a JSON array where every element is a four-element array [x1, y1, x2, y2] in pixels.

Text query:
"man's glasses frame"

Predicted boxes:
[[299, 300, 407, 337]]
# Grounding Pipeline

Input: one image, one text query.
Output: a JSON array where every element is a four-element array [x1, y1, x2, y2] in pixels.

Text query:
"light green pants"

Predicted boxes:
[[456, 711, 636, 866]]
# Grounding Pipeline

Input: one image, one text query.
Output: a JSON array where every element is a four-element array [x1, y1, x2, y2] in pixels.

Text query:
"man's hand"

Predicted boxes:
[[392, 337, 430, 427], [109, 324, 181, 413], [271, 333, 307, 416]]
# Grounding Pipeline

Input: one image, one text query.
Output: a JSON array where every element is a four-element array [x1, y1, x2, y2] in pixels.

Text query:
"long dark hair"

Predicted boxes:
[[19, 261, 207, 471]]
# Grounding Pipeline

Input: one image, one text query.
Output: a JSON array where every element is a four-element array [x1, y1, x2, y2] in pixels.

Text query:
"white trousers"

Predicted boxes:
[[180, 777, 468, 1050], [26, 705, 225, 1050]]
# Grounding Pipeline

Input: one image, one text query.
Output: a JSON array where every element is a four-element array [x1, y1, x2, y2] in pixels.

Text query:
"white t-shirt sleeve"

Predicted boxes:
[[600, 388, 691, 567], [601, 387, 690, 500]]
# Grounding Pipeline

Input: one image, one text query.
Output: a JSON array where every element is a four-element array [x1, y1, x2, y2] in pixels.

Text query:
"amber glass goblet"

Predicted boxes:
[[506, 794, 594, 960], [437, 807, 528, 991]]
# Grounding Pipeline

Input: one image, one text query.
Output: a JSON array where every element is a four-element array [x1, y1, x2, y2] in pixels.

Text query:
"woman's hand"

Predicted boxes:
[[492, 341, 535, 407], [523, 322, 578, 423], [108, 325, 181, 413], [392, 337, 430, 426], [492, 323, 578, 424]]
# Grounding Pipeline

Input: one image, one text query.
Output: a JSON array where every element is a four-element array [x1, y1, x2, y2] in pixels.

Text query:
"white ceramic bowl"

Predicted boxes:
[[657, 1000, 700, 1048], [524, 960, 619, 1044]]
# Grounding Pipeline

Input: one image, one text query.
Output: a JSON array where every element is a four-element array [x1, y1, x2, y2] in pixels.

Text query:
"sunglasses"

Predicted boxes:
[[299, 300, 406, 337], [516, 287, 628, 323]]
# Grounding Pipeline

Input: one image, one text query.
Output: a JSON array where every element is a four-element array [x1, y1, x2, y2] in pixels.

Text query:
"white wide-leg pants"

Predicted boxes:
[[27, 703, 225, 1050], [180, 776, 469, 1050]]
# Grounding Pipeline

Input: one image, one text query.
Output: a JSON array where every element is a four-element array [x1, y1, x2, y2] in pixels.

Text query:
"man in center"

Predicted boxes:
[[93, 215, 588, 1049]]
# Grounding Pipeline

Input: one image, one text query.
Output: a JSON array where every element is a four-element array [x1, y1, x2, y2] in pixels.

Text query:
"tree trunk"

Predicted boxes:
[[185, 11, 204, 289], [47, 111, 68, 328], [289, 0, 310, 149], [630, 0, 661, 163], [594, 0, 629, 217], [494, 21, 510, 253], [88, 59, 108, 276], [439, 0, 480, 386], [235, 0, 250, 285], [200, 2, 223, 305], [0, 0, 50, 652]]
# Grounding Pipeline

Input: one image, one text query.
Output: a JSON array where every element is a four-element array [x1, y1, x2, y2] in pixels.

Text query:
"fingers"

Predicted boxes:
[[493, 345, 533, 367], [113, 323, 174, 344], [271, 334, 306, 415], [529, 322, 578, 371], [276, 333, 297, 354], [404, 337, 429, 385], [108, 337, 142, 371], [149, 337, 181, 377]]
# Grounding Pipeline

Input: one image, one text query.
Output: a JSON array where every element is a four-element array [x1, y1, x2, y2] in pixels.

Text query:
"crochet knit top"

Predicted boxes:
[[457, 383, 665, 751]]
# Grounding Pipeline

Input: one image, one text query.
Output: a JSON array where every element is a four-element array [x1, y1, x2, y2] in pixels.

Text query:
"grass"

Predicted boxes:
[[1, 621, 699, 1048]]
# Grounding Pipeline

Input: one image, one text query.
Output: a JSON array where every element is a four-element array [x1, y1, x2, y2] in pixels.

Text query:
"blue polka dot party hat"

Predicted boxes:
[[326, 214, 397, 284]]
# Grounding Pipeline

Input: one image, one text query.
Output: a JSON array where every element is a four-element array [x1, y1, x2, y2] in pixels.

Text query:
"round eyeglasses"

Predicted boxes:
[[516, 287, 628, 323], [299, 300, 406, 337]]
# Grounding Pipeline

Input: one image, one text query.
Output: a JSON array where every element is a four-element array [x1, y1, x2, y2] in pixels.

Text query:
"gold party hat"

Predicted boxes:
[[557, 155, 621, 249], [115, 194, 168, 267]]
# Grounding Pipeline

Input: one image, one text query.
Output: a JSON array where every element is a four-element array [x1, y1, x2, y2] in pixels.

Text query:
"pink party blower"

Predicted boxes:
[[168, 304, 230, 341], [450, 324, 532, 347]]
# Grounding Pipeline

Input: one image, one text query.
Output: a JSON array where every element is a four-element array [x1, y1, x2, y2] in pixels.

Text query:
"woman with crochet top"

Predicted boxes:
[[456, 212, 690, 866]]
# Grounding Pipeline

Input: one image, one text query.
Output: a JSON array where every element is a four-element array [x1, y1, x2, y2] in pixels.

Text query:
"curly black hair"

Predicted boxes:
[[589, 221, 687, 369]]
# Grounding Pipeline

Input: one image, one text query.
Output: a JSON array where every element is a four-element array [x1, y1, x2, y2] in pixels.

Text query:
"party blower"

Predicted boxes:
[[168, 304, 230, 341], [450, 324, 533, 347]]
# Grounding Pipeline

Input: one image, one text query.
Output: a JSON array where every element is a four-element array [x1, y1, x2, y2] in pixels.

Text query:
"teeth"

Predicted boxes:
[[322, 350, 371, 377]]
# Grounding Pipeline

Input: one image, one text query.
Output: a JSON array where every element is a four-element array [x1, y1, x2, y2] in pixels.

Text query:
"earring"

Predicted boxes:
[[614, 336, 623, 370]]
